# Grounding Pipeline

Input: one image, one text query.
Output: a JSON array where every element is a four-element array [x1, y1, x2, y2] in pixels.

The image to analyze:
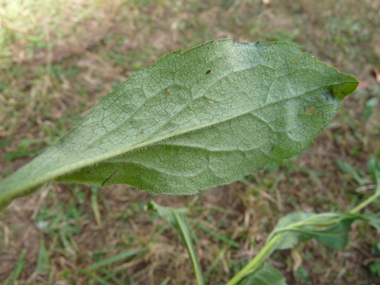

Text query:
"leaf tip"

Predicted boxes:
[[327, 75, 359, 101]]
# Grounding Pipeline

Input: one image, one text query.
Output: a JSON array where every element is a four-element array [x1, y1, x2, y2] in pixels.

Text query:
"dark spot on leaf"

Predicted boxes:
[[323, 87, 334, 102], [140, 129, 144, 134], [206, 70, 211, 74], [165, 87, 171, 94], [237, 87, 239, 89], [87, 171, 90, 174]]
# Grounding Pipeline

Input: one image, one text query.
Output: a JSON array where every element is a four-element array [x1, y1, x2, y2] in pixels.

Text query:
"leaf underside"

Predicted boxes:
[[0, 39, 358, 210]]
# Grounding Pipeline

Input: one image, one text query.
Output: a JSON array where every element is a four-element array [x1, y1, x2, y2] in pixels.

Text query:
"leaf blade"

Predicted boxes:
[[88, 248, 148, 271], [0, 40, 358, 208]]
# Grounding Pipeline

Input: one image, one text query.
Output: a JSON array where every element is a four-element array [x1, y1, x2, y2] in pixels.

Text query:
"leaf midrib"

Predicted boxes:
[[77, 55, 306, 156], [1, 80, 347, 198], [62, 84, 334, 167]]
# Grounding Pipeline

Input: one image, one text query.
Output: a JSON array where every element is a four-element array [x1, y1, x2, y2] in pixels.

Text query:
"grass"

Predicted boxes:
[[0, 0, 380, 284]]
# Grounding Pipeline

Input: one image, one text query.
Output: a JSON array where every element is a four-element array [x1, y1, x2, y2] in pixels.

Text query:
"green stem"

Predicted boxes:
[[225, 235, 281, 285], [350, 186, 380, 214], [173, 211, 204, 285], [227, 183, 380, 284], [266, 212, 366, 242]]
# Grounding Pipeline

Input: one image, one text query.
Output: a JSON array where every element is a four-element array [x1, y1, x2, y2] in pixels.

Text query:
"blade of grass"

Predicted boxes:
[[188, 220, 199, 244], [193, 221, 239, 248], [173, 210, 204, 285], [91, 193, 102, 226], [204, 248, 227, 283], [88, 248, 148, 271], [148, 224, 171, 243], [147, 201, 204, 285], [37, 236, 49, 273], [91, 187, 102, 225], [80, 269, 115, 285], [5, 250, 27, 285], [99, 269, 125, 285], [336, 159, 369, 186], [92, 245, 129, 257], [159, 277, 171, 285], [59, 231, 75, 255]]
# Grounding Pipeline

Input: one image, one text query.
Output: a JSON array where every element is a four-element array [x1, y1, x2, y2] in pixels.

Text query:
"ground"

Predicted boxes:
[[0, 0, 380, 284]]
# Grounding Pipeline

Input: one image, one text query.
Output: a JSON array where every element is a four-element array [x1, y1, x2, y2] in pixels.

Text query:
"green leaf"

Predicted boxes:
[[147, 201, 204, 285], [146, 201, 187, 232], [368, 213, 380, 233], [0, 40, 358, 209], [299, 219, 353, 249], [238, 262, 287, 285], [273, 212, 315, 250], [369, 262, 380, 277], [295, 266, 309, 283], [273, 212, 362, 250]]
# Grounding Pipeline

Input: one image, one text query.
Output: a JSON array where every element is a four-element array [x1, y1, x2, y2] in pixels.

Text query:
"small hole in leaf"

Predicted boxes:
[[305, 105, 317, 115]]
